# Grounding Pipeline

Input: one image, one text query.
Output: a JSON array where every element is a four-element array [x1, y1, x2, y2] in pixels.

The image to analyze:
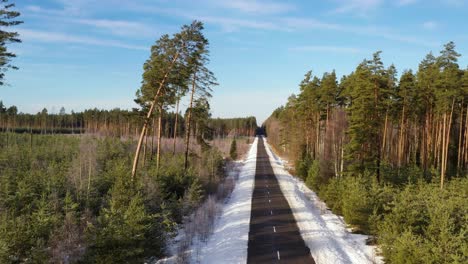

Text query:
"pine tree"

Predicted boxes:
[[344, 63, 377, 176], [416, 52, 438, 171], [0, 0, 22, 86], [344, 52, 392, 180], [89, 175, 158, 262], [435, 42, 462, 188], [396, 70, 418, 167], [183, 21, 217, 170], [230, 138, 238, 160], [320, 70, 339, 128], [132, 26, 191, 179]]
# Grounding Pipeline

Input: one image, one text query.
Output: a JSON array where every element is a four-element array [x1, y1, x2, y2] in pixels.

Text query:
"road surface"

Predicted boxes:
[[247, 138, 315, 263]]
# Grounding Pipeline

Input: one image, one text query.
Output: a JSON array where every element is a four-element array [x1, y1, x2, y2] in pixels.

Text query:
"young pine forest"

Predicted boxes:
[[265, 42, 467, 263], [0, 19, 256, 263]]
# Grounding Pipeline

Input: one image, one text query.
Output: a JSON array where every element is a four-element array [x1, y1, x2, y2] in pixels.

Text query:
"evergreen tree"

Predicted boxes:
[[396, 70, 418, 166], [183, 21, 217, 170], [344, 51, 392, 180], [88, 174, 160, 263], [230, 138, 238, 160], [0, 0, 22, 85], [435, 42, 462, 188], [132, 25, 191, 179]]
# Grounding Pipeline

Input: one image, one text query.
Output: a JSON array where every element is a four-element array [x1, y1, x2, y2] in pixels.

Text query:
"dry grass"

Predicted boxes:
[[143, 136, 254, 162], [210, 137, 254, 160]]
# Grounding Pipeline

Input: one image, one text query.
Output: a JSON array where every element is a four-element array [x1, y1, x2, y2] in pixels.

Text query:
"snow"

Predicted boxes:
[[190, 137, 258, 264], [263, 137, 383, 264], [160, 136, 383, 264]]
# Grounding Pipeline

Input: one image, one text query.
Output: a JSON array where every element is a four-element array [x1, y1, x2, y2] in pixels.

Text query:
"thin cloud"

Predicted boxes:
[[51, 0, 96, 16], [26, 5, 156, 38], [71, 18, 156, 37], [282, 17, 439, 47], [30, 1, 440, 48], [290, 45, 362, 53], [330, 0, 384, 15], [282, 18, 342, 31], [197, 15, 282, 32], [422, 21, 439, 30], [397, 0, 419, 6], [25, 5, 66, 16], [213, 0, 295, 14], [128, 3, 440, 47], [18, 29, 147, 51]]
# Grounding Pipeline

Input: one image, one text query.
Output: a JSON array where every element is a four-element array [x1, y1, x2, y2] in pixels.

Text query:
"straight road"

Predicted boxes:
[[247, 138, 315, 264]]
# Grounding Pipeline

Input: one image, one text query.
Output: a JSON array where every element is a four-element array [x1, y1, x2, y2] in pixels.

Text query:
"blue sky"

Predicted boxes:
[[2, 0, 468, 123]]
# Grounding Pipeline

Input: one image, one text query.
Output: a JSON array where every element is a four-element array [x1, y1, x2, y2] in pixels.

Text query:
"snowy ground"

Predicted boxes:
[[263, 138, 383, 264], [160, 136, 383, 264], [190, 137, 258, 264]]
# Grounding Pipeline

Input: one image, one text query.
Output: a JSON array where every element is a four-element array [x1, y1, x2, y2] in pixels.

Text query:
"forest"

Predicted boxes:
[[0, 3, 256, 262], [265, 42, 468, 263]]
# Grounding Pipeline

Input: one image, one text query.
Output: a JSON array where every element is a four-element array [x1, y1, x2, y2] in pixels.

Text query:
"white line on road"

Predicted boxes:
[[269, 199, 271, 203], [271, 210, 273, 215], [273, 226, 276, 232], [277, 250, 281, 260]]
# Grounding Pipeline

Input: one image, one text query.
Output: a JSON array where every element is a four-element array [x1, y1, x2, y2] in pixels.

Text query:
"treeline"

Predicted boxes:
[[0, 102, 257, 138], [209, 117, 258, 137], [265, 42, 467, 263]]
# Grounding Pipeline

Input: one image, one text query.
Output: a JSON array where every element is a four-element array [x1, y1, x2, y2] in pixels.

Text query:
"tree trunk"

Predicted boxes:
[[142, 128, 147, 167], [131, 51, 180, 180], [340, 135, 344, 177], [151, 117, 155, 160], [87, 156, 92, 203], [173, 98, 180, 154], [156, 105, 163, 174], [441, 99, 455, 189], [315, 112, 320, 159], [382, 111, 388, 162], [398, 105, 405, 167], [464, 106, 468, 168], [184, 70, 197, 170], [435, 118, 442, 169], [457, 102, 464, 175]]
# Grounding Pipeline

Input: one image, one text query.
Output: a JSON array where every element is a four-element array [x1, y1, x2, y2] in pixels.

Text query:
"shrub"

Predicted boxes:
[[319, 177, 345, 215], [86, 175, 163, 263], [295, 154, 312, 181], [378, 179, 468, 264], [305, 160, 321, 191], [341, 176, 373, 232], [229, 138, 238, 160]]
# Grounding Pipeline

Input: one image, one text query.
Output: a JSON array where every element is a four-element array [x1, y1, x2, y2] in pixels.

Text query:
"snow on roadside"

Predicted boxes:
[[263, 137, 383, 264], [190, 137, 258, 264]]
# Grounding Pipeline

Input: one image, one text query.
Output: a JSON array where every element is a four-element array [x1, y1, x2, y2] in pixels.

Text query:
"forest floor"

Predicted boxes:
[[160, 137, 383, 264]]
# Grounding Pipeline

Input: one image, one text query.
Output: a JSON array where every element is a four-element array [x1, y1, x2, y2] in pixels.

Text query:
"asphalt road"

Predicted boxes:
[[247, 138, 315, 264]]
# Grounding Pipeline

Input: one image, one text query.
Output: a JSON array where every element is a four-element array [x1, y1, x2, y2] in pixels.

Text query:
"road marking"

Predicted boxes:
[[277, 250, 281, 260], [270, 210, 273, 215], [273, 226, 276, 232], [268, 191, 270, 195], [269, 199, 271, 203]]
